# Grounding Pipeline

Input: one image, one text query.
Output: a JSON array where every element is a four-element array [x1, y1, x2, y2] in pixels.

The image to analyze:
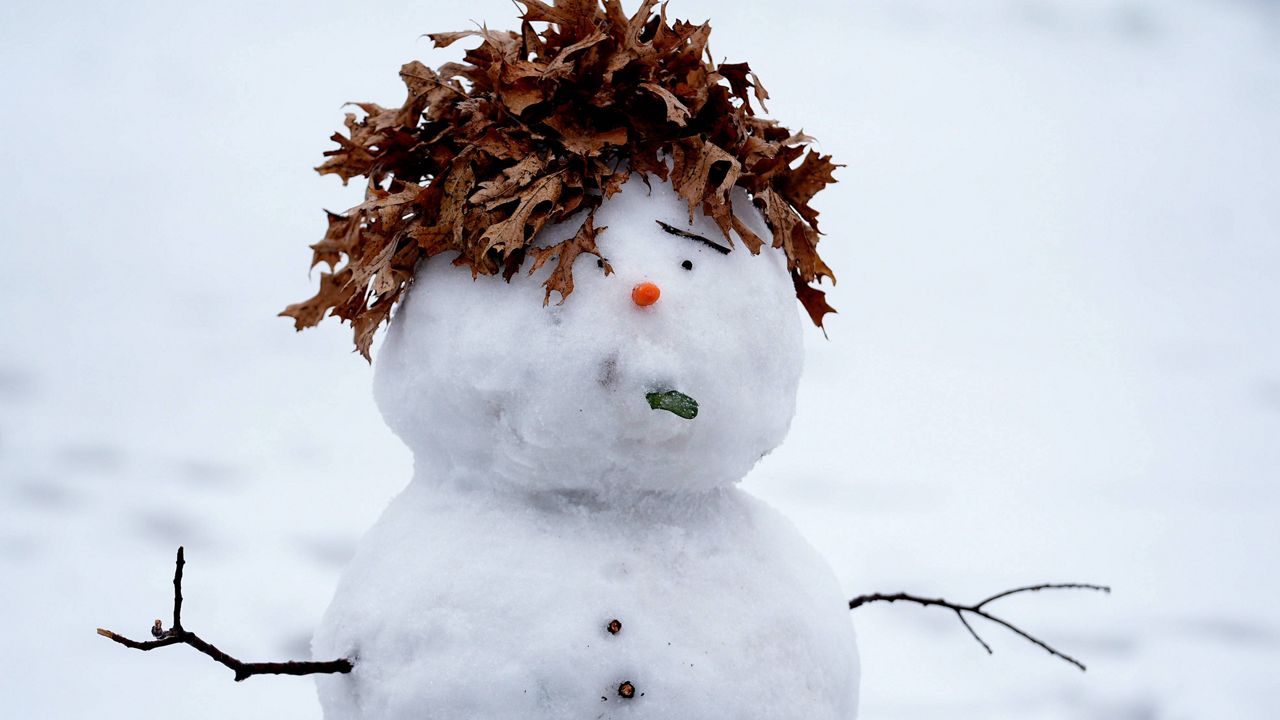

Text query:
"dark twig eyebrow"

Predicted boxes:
[[655, 220, 731, 254]]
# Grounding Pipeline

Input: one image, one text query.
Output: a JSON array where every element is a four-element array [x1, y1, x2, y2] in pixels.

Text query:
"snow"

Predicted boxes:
[[315, 484, 857, 719], [1, 0, 1278, 718]]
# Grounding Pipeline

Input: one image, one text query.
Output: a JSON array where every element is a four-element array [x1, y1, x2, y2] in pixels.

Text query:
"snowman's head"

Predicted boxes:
[[373, 175, 802, 493], [283, 1, 845, 494]]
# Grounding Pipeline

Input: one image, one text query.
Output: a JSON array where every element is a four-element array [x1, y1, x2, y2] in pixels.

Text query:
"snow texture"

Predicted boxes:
[[315, 176, 859, 718]]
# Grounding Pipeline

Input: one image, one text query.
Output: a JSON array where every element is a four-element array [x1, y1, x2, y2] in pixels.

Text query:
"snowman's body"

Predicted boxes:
[[313, 175, 859, 718]]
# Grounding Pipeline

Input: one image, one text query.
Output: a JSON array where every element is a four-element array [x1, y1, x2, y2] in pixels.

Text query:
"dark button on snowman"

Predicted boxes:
[[287, 2, 857, 717]]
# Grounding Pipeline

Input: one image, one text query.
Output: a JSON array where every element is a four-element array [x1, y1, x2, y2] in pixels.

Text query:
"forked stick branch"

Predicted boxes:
[[848, 583, 1110, 671], [97, 547, 354, 682]]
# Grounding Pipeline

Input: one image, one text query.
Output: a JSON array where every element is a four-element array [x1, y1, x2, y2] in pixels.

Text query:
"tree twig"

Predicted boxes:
[[655, 220, 731, 254], [97, 546, 354, 682], [848, 583, 1110, 671]]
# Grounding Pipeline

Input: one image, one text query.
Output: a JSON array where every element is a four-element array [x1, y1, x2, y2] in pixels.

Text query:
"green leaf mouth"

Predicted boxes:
[[645, 390, 699, 420]]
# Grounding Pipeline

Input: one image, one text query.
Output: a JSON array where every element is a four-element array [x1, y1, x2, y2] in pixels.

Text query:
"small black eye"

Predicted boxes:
[[597, 258, 605, 269], [681, 260, 693, 271]]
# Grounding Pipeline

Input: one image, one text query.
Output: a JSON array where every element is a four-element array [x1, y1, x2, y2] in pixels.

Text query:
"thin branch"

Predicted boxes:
[[848, 583, 1110, 672], [655, 220, 731, 254], [954, 609, 991, 655], [974, 583, 1108, 610], [173, 546, 184, 630], [97, 546, 354, 682]]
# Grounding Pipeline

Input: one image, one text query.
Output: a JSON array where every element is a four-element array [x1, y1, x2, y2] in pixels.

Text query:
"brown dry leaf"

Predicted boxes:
[[527, 211, 610, 305], [601, 166, 631, 198], [499, 77, 545, 114], [516, 0, 581, 27], [638, 83, 690, 125], [479, 173, 565, 258], [288, 0, 842, 357], [411, 160, 475, 253], [792, 271, 836, 333], [352, 292, 399, 360], [315, 125, 378, 184], [428, 30, 483, 48], [717, 62, 763, 113], [310, 211, 360, 269], [670, 139, 741, 224], [754, 188, 834, 284], [520, 20, 545, 59], [789, 223, 834, 284], [280, 268, 352, 330], [542, 31, 609, 80], [749, 69, 769, 111], [470, 154, 548, 207], [545, 116, 629, 155], [730, 214, 765, 255], [782, 150, 841, 225]]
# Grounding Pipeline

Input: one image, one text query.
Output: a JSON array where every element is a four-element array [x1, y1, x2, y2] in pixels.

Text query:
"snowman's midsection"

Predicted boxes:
[[315, 481, 858, 719]]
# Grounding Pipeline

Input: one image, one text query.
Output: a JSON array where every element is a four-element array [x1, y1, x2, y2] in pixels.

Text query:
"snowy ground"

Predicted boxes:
[[2, 0, 1277, 717]]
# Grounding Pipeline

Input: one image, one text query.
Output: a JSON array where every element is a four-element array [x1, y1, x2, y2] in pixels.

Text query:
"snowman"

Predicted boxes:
[[287, 2, 858, 717]]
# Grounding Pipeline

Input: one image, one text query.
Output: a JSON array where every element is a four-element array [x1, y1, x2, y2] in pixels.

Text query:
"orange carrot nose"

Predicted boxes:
[[631, 282, 661, 307]]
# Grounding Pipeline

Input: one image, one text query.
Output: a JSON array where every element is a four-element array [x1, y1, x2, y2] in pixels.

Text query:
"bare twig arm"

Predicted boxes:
[[97, 546, 354, 682], [974, 583, 1109, 610], [172, 546, 184, 629], [848, 583, 1110, 671]]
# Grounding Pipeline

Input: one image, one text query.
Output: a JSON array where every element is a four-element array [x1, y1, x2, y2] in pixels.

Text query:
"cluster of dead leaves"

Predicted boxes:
[[282, 0, 841, 359]]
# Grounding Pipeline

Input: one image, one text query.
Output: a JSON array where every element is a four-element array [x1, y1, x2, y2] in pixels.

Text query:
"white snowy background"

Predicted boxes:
[[1, 0, 1277, 717]]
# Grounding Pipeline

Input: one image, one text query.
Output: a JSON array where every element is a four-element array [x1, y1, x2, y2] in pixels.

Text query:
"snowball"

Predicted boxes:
[[372, 174, 804, 494], [313, 482, 859, 719]]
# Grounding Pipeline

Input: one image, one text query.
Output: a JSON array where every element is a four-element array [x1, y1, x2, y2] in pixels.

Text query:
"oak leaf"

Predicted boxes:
[[792, 271, 836, 333], [527, 211, 611, 305], [639, 83, 691, 125]]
